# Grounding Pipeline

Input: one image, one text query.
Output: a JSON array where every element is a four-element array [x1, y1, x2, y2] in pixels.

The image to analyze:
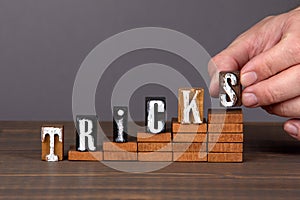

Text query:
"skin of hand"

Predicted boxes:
[[208, 7, 300, 140]]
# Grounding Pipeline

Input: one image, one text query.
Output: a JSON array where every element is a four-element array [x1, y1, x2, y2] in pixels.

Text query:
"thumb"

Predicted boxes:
[[284, 119, 300, 140], [209, 14, 286, 97], [208, 38, 250, 97]]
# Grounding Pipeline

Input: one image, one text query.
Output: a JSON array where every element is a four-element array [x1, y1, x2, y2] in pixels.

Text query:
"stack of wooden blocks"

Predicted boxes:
[[137, 132, 172, 161], [172, 118, 207, 162], [42, 71, 244, 163], [103, 141, 137, 161], [207, 109, 243, 162]]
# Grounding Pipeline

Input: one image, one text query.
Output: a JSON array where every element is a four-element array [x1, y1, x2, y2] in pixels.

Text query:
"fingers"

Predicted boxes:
[[208, 15, 282, 97], [242, 64, 300, 107], [263, 96, 300, 118], [208, 39, 252, 97], [284, 119, 300, 140], [241, 37, 300, 87], [208, 68, 219, 97], [241, 10, 300, 87], [241, 31, 300, 87]]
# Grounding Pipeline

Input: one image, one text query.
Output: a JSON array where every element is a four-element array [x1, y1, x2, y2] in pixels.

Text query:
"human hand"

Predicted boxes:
[[208, 7, 300, 140]]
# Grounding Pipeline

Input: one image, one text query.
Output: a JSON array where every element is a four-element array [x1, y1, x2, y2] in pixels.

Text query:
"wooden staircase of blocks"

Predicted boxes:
[[68, 109, 243, 163]]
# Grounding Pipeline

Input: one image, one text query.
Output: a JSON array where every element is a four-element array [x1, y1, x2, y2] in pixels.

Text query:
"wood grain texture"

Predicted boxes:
[[208, 124, 243, 133], [138, 143, 172, 152], [172, 133, 207, 143], [173, 152, 207, 162], [208, 143, 243, 153], [208, 108, 243, 124], [103, 142, 137, 152], [219, 71, 242, 107], [41, 125, 64, 161], [137, 132, 171, 143], [172, 118, 207, 133], [103, 151, 137, 161], [208, 134, 243, 143], [68, 146, 103, 161], [2, 122, 300, 199], [178, 88, 204, 124], [208, 153, 243, 162], [172, 143, 207, 152], [138, 152, 172, 161]]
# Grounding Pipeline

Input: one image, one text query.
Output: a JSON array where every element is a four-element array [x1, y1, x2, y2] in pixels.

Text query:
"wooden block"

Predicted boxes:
[[172, 143, 207, 152], [138, 143, 172, 152], [103, 151, 137, 161], [103, 142, 137, 152], [173, 152, 207, 162], [178, 88, 204, 124], [208, 124, 243, 133], [145, 97, 166, 134], [138, 152, 172, 161], [76, 115, 98, 151], [113, 106, 128, 143], [208, 108, 243, 124], [172, 133, 207, 143], [137, 132, 171, 143], [208, 134, 243, 143], [68, 146, 103, 161], [208, 143, 243, 153], [41, 125, 64, 161], [219, 71, 242, 107], [172, 118, 207, 133], [208, 153, 243, 162]]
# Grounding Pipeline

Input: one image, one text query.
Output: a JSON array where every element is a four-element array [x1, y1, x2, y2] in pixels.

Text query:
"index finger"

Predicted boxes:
[[209, 38, 251, 97]]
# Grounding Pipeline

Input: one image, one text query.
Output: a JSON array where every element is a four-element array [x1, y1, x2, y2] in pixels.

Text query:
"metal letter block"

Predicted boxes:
[[113, 106, 128, 143], [145, 97, 166, 134], [219, 71, 242, 107], [76, 115, 98, 151]]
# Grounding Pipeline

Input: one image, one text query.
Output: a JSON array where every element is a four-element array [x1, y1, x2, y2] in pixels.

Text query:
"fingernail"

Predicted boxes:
[[284, 123, 298, 137], [241, 72, 257, 87], [242, 93, 258, 106]]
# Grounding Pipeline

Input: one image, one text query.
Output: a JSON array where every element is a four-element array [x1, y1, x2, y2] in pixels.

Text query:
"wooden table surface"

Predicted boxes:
[[1, 121, 300, 199]]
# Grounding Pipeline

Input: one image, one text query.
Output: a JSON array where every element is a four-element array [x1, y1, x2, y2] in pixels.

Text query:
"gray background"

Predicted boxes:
[[0, 0, 299, 122]]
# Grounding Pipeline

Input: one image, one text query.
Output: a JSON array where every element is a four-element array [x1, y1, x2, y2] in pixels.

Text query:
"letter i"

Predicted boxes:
[[113, 106, 128, 143]]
